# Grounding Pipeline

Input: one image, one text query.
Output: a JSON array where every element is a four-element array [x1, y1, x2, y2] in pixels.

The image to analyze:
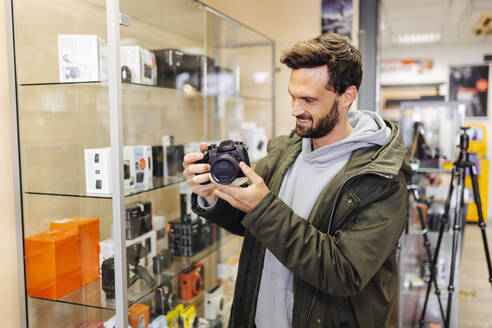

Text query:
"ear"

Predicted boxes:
[[341, 86, 357, 110]]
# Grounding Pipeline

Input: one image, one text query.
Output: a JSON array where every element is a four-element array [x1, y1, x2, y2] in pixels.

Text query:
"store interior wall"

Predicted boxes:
[[0, 0, 21, 326], [381, 44, 492, 217]]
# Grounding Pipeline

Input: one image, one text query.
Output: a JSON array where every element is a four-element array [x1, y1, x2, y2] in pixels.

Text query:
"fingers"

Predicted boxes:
[[239, 162, 262, 185], [187, 172, 211, 185], [183, 152, 205, 168], [199, 142, 208, 152]]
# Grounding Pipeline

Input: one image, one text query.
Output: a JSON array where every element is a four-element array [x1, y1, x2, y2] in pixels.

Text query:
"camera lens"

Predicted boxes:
[[211, 157, 238, 184]]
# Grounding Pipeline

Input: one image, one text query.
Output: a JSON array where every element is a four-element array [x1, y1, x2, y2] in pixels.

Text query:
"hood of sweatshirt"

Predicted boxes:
[[301, 110, 391, 167]]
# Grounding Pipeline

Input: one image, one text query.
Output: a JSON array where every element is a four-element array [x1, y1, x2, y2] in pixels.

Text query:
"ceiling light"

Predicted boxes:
[[392, 32, 441, 45]]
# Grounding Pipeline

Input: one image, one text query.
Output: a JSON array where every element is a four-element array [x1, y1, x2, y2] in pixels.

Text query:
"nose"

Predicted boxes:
[[291, 99, 303, 117]]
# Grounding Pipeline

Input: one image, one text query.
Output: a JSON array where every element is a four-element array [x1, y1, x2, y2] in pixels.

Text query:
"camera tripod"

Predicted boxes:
[[418, 127, 492, 328]]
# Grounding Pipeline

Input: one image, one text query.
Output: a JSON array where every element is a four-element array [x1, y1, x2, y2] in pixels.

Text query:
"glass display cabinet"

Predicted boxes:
[[383, 101, 468, 328], [6, 0, 274, 326]]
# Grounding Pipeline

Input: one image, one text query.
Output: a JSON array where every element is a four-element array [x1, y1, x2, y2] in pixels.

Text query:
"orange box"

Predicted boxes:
[[50, 217, 100, 285], [128, 303, 149, 328], [25, 230, 81, 299]]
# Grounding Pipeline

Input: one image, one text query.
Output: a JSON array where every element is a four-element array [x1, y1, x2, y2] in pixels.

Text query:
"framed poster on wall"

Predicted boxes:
[[449, 65, 489, 117], [321, 0, 359, 45]]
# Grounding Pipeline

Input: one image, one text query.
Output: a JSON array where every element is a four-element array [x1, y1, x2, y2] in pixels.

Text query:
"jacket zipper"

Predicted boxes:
[[304, 171, 394, 326]]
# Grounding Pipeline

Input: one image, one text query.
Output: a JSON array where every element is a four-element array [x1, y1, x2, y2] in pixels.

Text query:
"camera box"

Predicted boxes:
[[85, 147, 111, 194], [152, 146, 164, 177], [123, 146, 136, 193], [120, 46, 157, 85], [125, 202, 152, 240], [166, 304, 184, 328], [133, 145, 153, 191], [128, 303, 150, 328], [58, 34, 107, 82], [205, 284, 225, 320], [50, 217, 100, 285], [84, 146, 135, 195], [25, 230, 82, 299], [181, 305, 196, 328], [153, 49, 185, 88]]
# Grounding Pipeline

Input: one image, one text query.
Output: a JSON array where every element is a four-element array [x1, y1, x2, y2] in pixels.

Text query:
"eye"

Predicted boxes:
[[304, 98, 315, 104]]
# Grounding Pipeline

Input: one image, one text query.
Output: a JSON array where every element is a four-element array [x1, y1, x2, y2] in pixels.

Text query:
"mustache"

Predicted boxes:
[[295, 113, 312, 120]]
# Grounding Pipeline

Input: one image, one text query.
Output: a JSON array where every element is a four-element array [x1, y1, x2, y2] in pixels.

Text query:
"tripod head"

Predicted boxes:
[[459, 127, 470, 153]]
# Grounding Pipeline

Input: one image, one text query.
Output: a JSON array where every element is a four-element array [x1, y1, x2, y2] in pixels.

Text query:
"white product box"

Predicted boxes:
[[241, 122, 267, 162], [120, 46, 157, 85], [133, 145, 153, 191], [84, 146, 135, 195], [123, 146, 136, 193], [85, 147, 112, 194], [58, 34, 107, 82]]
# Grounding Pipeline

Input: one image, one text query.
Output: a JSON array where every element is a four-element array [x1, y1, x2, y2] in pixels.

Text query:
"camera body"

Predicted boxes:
[[125, 202, 152, 240], [179, 263, 204, 300], [205, 284, 225, 320], [154, 281, 178, 315], [152, 249, 173, 275], [197, 140, 250, 185]]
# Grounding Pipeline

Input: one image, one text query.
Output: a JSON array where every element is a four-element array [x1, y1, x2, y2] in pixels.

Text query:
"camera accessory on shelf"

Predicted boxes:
[[101, 242, 156, 299]]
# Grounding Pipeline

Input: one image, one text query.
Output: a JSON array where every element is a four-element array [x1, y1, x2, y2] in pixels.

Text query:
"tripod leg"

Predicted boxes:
[[419, 169, 455, 327], [445, 167, 466, 328], [469, 163, 492, 286]]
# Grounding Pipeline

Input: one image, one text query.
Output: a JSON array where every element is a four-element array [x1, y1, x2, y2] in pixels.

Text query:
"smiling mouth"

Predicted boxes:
[[296, 118, 312, 126]]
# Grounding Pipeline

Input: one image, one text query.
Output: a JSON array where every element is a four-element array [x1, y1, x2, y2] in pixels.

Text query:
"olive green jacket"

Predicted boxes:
[[192, 120, 411, 328]]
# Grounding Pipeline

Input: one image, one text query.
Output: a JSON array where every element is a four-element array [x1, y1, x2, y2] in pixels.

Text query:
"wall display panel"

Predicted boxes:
[[8, 0, 274, 326]]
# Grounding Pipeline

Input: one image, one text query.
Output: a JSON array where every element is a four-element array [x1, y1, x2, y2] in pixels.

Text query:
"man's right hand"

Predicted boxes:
[[182, 142, 217, 206]]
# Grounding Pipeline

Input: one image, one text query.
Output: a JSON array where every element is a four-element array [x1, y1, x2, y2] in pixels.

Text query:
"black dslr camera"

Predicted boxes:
[[197, 140, 250, 185]]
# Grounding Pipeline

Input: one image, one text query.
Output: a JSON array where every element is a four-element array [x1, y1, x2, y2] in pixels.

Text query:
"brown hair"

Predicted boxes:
[[280, 33, 362, 95]]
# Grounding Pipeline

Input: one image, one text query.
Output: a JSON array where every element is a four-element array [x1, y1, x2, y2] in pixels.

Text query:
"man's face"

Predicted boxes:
[[288, 66, 341, 138]]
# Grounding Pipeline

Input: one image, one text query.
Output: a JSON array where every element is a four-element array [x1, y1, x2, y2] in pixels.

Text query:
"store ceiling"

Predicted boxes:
[[380, 0, 492, 48]]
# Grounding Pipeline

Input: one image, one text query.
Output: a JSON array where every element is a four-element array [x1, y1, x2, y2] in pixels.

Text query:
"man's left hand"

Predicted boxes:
[[213, 162, 270, 213]]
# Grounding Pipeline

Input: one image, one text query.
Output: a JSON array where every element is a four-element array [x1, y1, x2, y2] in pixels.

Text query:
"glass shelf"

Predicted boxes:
[[29, 231, 242, 311], [24, 176, 185, 199], [19, 81, 273, 102]]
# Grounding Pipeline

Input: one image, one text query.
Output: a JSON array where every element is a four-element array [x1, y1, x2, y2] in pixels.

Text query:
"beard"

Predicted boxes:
[[295, 100, 340, 138]]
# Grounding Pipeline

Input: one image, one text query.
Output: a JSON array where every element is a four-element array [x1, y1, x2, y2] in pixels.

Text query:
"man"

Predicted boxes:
[[183, 33, 411, 328]]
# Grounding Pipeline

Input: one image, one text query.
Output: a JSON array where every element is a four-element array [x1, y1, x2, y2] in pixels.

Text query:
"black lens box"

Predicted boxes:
[[168, 220, 214, 256], [153, 49, 215, 92], [153, 49, 185, 88], [166, 145, 184, 177], [152, 146, 164, 177]]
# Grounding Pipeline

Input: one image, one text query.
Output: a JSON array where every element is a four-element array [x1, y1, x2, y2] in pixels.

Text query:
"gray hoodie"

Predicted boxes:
[[254, 110, 391, 328]]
